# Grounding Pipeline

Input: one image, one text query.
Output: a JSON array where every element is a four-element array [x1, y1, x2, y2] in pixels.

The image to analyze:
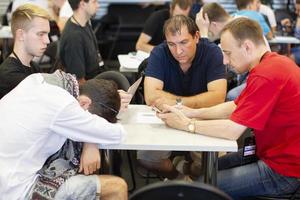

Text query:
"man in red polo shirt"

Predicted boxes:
[[158, 17, 300, 199]]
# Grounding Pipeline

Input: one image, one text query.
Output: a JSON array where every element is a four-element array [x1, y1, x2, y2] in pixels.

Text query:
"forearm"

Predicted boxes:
[[190, 119, 246, 141], [136, 42, 154, 53], [181, 90, 226, 109], [190, 101, 236, 120], [145, 89, 177, 105]]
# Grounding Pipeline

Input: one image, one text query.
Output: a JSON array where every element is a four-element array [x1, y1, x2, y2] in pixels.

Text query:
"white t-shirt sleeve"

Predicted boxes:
[[260, 4, 277, 28], [59, 1, 73, 18], [51, 100, 126, 144]]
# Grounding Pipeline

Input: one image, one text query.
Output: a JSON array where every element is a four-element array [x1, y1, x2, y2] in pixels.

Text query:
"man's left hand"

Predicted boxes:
[[79, 143, 101, 175], [118, 90, 133, 112], [157, 104, 191, 131]]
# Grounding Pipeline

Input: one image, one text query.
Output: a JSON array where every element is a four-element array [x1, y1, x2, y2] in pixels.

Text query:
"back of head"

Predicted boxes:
[[170, 0, 193, 11], [164, 15, 198, 37], [220, 17, 265, 46], [79, 79, 120, 123], [202, 3, 230, 23], [236, 0, 253, 10], [68, 0, 89, 11], [11, 4, 50, 38]]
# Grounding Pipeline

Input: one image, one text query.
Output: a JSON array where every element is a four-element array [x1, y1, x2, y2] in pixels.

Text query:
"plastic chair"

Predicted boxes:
[[129, 181, 232, 200]]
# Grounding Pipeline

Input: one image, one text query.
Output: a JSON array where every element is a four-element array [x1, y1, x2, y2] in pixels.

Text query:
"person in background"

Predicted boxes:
[[138, 15, 227, 180], [257, 0, 277, 34], [0, 4, 49, 99], [158, 17, 300, 199], [235, 0, 273, 39], [135, 0, 192, 53], [59, 0, 132, 110]]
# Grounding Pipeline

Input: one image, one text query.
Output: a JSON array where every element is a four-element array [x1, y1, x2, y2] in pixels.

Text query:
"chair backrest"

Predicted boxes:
[[94, 71, 130, 91], [129, 181, 232, 200]]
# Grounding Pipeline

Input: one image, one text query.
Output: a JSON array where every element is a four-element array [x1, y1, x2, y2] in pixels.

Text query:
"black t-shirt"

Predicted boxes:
[[0, 57, 40, 99], [143, 9, 170, 46], [59, 19, 104, 80]]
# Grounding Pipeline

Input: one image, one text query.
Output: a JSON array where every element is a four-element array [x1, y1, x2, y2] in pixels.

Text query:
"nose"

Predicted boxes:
[[44, 35, 50, 45], [176, 45, 183, 55], [223, 54, 229, 65]]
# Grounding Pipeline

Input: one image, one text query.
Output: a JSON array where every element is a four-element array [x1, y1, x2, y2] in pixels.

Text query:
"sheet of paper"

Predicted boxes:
[[127, 76, 143, 96], [136, 112, 164, 124]]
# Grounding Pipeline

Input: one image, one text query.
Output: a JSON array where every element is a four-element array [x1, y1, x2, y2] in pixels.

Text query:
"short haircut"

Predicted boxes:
[[163, 15, 199, 37], [68, 0, 89, 11], [170, 0, 193, 11], [220, 17, 265, 46], [11, 4, 50, 37], [202, 3, 230, 23], [235, 0, 254, 10], [79, 79, 121, 123]]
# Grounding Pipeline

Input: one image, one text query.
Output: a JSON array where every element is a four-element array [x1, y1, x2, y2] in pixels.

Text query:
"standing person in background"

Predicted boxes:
[[135, 0, 192, 53]]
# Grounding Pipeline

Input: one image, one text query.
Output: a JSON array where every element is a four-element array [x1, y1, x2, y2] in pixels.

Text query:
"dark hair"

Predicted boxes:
[[79, 79, 120, 123], [170, 0, 193, 11], [163, 15, 198, 37], [220, 17, 265, 46], [296, 0, 300, 4], [202, 3, 230, 23], [235, 0, 254, 10], [68, 0, 89, 11]]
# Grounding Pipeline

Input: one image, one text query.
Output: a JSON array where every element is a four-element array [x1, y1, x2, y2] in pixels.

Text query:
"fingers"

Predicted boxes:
[[118, 90, 132, 112]]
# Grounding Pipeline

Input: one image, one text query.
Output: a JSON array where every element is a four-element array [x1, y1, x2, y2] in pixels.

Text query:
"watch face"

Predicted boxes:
[[188, 123, 195, 132]]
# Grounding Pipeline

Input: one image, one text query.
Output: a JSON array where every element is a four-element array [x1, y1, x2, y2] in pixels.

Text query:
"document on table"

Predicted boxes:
[[136, 111, 163, 124], [118, 50, 150, 69], [127, 76, 143, 96]]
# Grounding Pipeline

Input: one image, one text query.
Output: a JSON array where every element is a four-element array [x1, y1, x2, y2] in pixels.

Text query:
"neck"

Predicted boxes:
[[180, 63, 192, 73], [12, 45, 33, 67], [249, 46, 269, 71], [72, 11, 89, 26]]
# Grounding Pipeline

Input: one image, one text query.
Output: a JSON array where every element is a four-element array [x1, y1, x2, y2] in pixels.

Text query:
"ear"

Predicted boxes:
[[241, 39, 255, 55], [15, 29, 25, 41], [194, 31, 200, 43], [78, 95, 92, 110]]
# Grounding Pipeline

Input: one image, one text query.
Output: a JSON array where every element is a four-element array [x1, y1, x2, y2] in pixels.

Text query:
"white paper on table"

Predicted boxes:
[[118, 50, 150, 69], [136, 112, 164, 124], [127, 76, 143, 96]]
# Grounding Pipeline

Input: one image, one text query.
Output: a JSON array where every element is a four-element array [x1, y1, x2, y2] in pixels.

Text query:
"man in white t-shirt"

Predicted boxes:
[[0, 72, 128, 200]]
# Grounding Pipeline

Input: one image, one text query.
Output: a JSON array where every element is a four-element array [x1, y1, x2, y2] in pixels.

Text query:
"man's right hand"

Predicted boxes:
[[196, 8, 210, 38]]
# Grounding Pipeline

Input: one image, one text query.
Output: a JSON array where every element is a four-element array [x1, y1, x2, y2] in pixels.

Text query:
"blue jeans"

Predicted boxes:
[[217, 150, 300, 200]]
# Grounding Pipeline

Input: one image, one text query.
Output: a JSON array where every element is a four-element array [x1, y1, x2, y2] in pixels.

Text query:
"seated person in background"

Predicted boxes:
[[197, 2, 270, 100], [0, 71, 128, 199], [290, 0, 300, 65], [257, 0, 277, 34], [235, 0, 273, 39], [135, 0, 192, 53], [0, 4, 49, 99], [158, 18, 300, 199], [138, 15, 227, 180]]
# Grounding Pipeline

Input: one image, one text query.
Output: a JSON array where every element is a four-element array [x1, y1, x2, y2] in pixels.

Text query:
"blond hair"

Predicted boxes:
[[11, 4, 50, 37], [220, 17, 265, 46]]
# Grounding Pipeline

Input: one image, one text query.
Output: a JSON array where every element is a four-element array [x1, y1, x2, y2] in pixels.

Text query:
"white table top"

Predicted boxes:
[[268, 36, 300, 44], [0, 26, 12, 38], [100, 105, 237, 152]]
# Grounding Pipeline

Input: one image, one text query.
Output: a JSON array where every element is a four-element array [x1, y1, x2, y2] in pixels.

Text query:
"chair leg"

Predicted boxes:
[[127, 150, 136, 192]]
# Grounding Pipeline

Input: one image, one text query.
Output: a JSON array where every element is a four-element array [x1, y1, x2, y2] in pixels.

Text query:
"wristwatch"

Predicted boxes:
[[176, 97, 182, 106], [187, 119, 196, 133]]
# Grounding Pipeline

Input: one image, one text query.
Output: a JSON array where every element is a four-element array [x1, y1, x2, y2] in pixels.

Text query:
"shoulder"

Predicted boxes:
[[198, 39, 222, 56]]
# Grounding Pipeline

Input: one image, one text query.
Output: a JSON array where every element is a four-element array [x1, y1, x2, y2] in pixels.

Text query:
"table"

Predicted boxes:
[[99, 105, 238, 186], [268, 36, 300, 44]]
